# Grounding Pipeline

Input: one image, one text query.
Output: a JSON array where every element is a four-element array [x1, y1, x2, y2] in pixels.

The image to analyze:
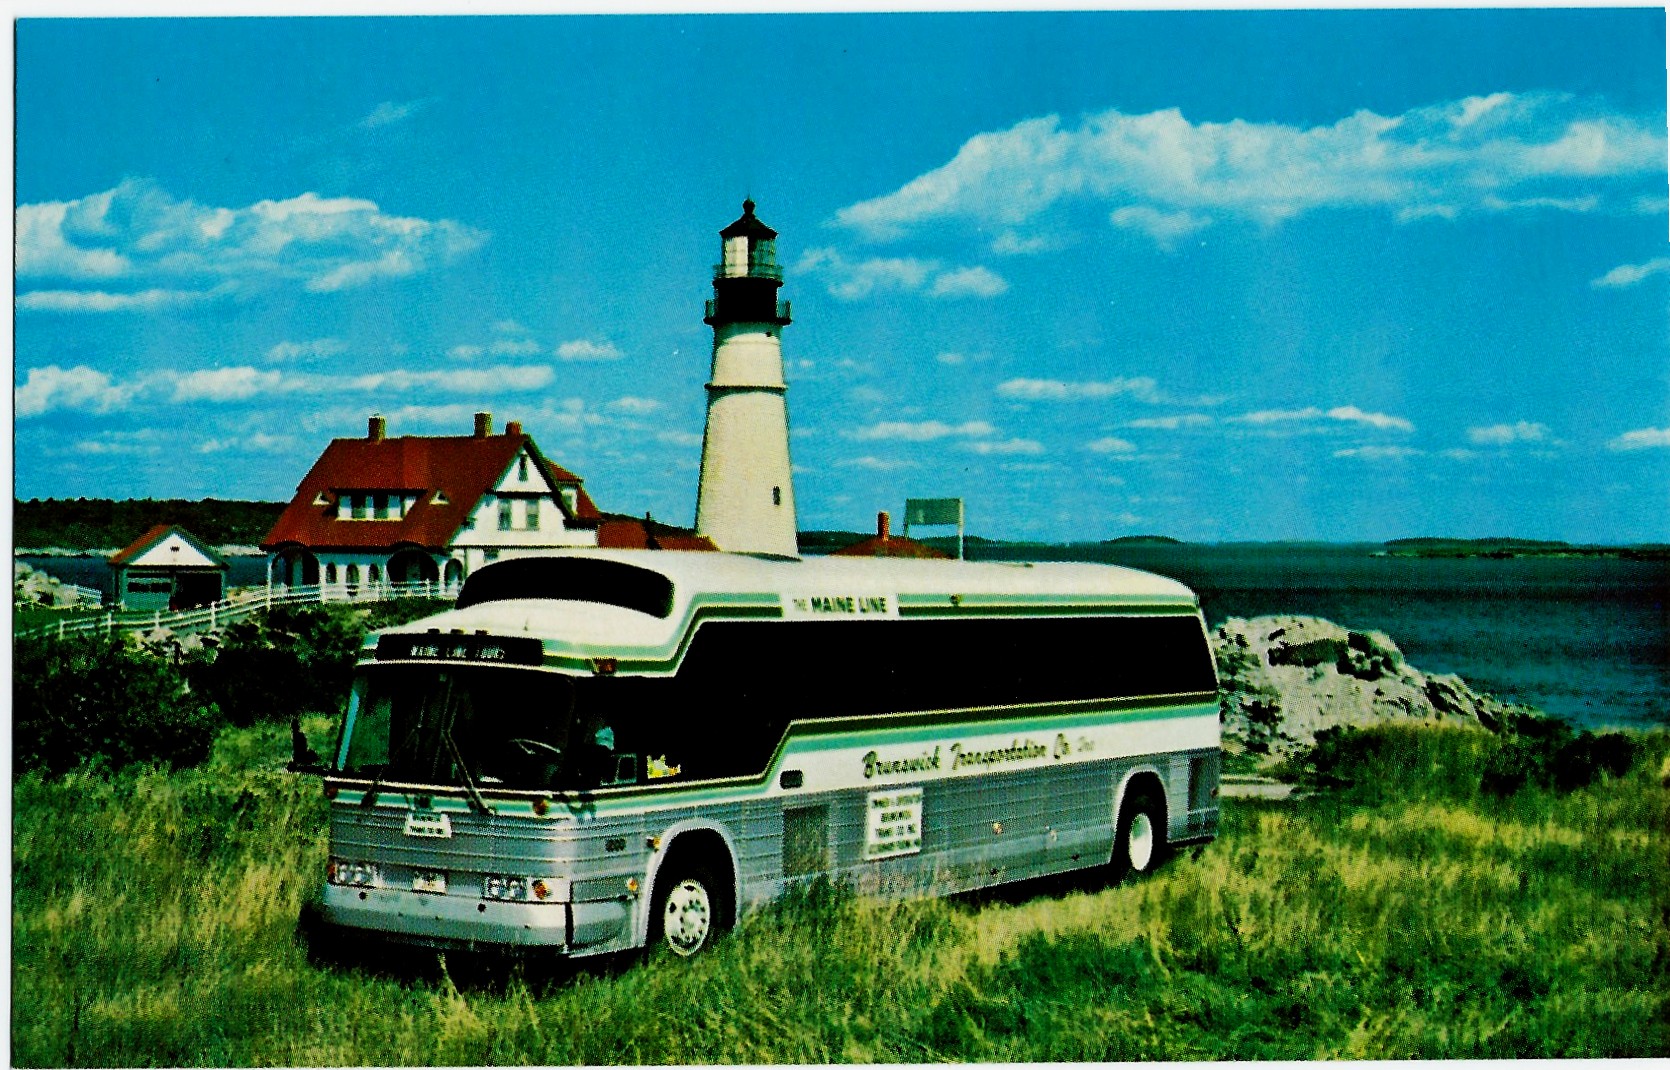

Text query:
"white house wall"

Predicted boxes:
[[128, 532, 220, 569]]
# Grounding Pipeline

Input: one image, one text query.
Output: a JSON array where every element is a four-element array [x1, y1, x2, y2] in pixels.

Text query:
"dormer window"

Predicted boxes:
[[433, 491, 450, 506], [313, 491, 331, 507]]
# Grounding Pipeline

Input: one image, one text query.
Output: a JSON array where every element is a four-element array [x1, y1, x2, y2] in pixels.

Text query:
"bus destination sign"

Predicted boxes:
[[376, 633, 544, 666]]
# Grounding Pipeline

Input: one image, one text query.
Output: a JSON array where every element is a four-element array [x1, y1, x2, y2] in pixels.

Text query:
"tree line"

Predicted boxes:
[[14, 497, 287, 550]]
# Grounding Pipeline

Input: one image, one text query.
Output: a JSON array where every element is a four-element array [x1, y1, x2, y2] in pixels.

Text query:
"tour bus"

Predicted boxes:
[[313, 549, 1221, 957]]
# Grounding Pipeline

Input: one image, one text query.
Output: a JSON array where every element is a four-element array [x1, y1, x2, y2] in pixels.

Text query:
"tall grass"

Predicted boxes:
[[13, 720, 1668, 1065]]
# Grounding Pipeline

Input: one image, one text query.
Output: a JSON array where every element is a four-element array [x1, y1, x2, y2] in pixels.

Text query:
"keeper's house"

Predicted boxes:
[[261, 412, 602, 594], [108, 524, 230, 611]]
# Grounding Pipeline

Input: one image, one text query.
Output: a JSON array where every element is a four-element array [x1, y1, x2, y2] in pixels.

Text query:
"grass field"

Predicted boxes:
[[12, 718, 1669, 1065]]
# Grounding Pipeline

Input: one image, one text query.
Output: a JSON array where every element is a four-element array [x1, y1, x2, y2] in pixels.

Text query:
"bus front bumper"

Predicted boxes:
[[318, 885, 632, 951]]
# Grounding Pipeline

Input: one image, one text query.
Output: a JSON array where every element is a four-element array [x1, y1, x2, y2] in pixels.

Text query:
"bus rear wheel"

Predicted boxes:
[[649, 861, 730, 957], [1111, 786, 1167, 883]]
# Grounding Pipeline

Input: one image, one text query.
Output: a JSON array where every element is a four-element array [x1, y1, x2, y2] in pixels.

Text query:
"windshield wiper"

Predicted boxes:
[[444, 722, 494, 816]]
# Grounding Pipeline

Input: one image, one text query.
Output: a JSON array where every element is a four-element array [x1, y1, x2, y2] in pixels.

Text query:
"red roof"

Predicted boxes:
[[830, 534, 949, 559], [262, 430, 601, 552], [596, 517, 717, 552], [109, 524, 229, 568]]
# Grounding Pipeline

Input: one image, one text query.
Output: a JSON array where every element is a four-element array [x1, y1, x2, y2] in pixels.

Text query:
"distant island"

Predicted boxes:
[[17, 501, 1666, 562], [1379, 537, 1669, 560]]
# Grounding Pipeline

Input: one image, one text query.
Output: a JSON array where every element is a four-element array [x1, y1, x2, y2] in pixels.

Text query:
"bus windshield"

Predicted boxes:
[[340, 666, 591, 790]]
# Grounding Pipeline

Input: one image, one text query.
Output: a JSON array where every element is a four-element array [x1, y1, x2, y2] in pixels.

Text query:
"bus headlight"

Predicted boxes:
[[327, 858, 380, 887]]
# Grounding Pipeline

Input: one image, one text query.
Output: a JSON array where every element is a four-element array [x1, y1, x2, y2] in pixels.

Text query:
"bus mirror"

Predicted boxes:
[[290, 716, 323, 774]]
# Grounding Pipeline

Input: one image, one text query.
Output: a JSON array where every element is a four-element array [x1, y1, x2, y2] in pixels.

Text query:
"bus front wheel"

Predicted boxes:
[[1112, 786, 1167, 882], [649, 861, 730, 957]]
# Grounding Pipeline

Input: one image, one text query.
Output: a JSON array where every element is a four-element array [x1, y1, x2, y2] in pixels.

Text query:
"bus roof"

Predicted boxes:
[[366, 549, 1201, 665]]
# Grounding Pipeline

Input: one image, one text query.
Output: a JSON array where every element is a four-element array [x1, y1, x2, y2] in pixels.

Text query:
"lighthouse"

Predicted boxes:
[[694, 199, 799, 557]]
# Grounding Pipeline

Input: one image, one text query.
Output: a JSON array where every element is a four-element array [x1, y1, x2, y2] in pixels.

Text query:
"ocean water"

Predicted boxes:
[[969, 543, 1669, 732], [22, 545, 1669, 731]]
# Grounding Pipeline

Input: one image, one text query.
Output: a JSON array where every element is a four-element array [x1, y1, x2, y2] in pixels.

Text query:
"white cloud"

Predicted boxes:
[[448, 344, 485, 360], [850, 419, 995, 442], [1327, 405, 1414, 432], [1085, 436, 1138, 454], [990, 230, 1068, 256], [1230, 405, 1413, 431], [1233, 406, 1326, 424], [935, 351, 992, 366], [556, 339, 624, 362], [265, 338, 347, 363], [1110, 205, 1211, 247], [376, 404, 484, 428], [963, 437, 1044, 455], [836, 92, 1664, 245], [1468, 421, 1550, 445], [349, 366, 554, 393], [797, 247, 1006, 302], [71, 431, 164, 456], [196, 431, 297, 454], [15, 287, 212, 312], [836, 456, 919, 471], [1333, 446, 1425, 460], [490, 338, 543, 356], [656, 429, 703, 448], [15, 364, 133, 418], [929, 265, 1009, 299], [15, 178, 487, 310], [1126, 413, 1214, 429], [848, 385, 888, 405], [360, 99, 426, 129], [609, 396, 663, 414], [997, 376, 1161, 402], [1608, 427, 1670, 451], [173, 367, 285, 402], [1592, 257, 1670, 289]]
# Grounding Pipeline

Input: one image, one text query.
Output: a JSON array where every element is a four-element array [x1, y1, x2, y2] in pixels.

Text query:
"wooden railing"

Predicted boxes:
[[15, 580, 457, 643]]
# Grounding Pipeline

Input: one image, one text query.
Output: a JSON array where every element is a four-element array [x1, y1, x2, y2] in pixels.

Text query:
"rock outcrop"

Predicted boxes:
[[1214, 615, 1532, 758], [14, 560, 95, 609]]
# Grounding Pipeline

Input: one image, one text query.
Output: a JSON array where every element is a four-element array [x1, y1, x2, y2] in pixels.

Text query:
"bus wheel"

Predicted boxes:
[[650, 862, 728, 957], [1112, 787, 1167, 883]]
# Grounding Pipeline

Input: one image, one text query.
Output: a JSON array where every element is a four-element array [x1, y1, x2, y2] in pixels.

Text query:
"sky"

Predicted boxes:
[[12, 10, 1670, 543]]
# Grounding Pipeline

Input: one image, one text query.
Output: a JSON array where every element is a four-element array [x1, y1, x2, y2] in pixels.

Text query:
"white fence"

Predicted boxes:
[[16, 580, 457, 643]]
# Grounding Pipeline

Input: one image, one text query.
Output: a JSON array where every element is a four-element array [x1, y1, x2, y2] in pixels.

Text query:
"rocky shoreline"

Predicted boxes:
[[1215, 614, 1535, 760]]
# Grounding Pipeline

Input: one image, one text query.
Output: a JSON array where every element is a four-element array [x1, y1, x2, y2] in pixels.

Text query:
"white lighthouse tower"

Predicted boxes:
[[694, 199, 799, 557]]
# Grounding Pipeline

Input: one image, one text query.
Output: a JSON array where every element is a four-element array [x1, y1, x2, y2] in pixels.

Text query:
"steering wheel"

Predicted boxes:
[[507, 738, 564, 761]]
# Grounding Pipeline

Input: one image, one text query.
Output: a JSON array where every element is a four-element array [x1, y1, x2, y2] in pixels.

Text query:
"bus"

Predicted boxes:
[[312, 549, 1221, 957]]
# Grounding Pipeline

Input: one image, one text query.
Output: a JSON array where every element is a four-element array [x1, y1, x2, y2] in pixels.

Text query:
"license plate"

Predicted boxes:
[[404, 811, 452, 839], [412, 871, 447, 895]]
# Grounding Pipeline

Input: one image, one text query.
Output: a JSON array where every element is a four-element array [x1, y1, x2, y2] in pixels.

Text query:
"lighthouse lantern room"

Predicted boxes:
[[695, 200, 799, 557]]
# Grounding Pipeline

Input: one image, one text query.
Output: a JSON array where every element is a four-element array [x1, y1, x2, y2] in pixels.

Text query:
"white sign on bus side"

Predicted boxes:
[[864, 786, 923, 860]]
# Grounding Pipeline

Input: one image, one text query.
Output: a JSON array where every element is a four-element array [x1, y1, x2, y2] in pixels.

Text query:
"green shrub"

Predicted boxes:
[[188, 604, 386, 726], [1481, 711, 1638, 796], [12, 634, 224, 776]]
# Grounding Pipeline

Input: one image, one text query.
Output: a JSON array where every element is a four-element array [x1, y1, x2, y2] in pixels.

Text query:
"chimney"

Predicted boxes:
[[368, 414, 386, 441], [505, 420, 523, 437], [474, 411, 492, 438], [878, 511, 891, 541]]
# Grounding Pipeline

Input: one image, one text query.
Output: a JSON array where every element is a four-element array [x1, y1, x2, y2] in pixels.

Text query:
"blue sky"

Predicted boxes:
[[14, 10, 1669, 543]]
